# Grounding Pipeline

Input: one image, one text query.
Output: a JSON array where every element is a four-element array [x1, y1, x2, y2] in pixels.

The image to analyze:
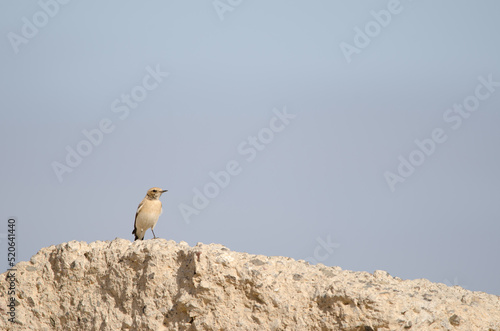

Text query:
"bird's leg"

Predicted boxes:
[[151, 228, 157, 239]]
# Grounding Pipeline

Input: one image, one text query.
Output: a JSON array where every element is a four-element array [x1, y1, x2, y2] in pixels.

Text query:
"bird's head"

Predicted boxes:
[[147, 187, 168, 199]]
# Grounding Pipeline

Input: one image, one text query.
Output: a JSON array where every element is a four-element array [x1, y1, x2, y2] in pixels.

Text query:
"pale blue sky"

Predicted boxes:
[[1, 1, 499, 295]]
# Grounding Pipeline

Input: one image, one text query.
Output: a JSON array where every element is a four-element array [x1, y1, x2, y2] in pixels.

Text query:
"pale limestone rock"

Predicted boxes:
[[0, 238, 499, 330]]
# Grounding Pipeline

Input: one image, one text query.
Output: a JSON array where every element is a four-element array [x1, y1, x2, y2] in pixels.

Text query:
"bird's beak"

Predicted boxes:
[[162, 190, 168, 193]]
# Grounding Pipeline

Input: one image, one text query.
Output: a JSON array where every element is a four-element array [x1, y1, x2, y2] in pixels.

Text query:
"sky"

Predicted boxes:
[[1, 1, 499, 296]]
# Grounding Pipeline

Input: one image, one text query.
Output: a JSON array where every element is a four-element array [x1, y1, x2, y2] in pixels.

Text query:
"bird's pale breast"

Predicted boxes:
[[137, 200, 162, 229]]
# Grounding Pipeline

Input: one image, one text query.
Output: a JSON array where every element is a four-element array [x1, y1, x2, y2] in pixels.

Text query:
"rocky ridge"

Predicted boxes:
[[0, 239, 499, 330]]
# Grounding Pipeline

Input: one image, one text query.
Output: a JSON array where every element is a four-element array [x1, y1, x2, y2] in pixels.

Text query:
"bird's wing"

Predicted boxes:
[[133, 200, 145, 232]]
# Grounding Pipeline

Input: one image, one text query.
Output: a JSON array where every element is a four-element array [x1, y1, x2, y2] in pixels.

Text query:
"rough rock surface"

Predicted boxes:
[[1, 239, 499, 330]]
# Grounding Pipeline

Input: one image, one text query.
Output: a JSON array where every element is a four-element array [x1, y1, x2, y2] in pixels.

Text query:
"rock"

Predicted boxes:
[[449, 314, 461, 326], [0, 238, 499, 330]]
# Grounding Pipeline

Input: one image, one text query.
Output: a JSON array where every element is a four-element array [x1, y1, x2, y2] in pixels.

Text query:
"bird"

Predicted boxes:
[[132, 187, 168, 241]]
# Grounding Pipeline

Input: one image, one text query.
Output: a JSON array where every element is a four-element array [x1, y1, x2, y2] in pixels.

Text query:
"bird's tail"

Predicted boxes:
[[132, 228, 140, 241]]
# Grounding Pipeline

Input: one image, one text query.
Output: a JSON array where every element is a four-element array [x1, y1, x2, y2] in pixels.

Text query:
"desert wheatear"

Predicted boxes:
[[132, 187, 168, 240]]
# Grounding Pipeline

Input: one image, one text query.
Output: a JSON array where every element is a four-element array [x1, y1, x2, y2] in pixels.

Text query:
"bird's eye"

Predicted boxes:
[[153, 190, 157, 192]]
